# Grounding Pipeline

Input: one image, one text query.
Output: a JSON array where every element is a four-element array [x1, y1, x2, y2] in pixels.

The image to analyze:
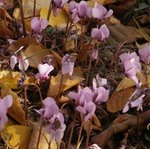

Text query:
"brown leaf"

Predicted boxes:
[[23, 44, 49, 68], [8, 36, 38, 52], [106, 88, 135, 113], [1, 125, 32, 149], [47, 68, 84, 97], [0, 19, 13, 38], [108, 24, 144, 44], [1, 85, 26, 124], [116, 73, 146, 91]]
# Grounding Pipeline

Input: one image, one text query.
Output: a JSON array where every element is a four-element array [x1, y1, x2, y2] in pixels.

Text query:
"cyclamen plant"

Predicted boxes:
[[37, 97, 66, 142], [86, 1, 113, 19], [31, 17, 48, 34], [35, 63, 54, 81], [10, 46, 29, 71], [91, 24, 110, 41], [69, 1, 88, 23]]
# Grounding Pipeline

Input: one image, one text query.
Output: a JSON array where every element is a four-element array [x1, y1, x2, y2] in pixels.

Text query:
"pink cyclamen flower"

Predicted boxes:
[[68, 86, 94, 105], [93, 87, 109, 104], [69, 1, 88, 23], [10, 55, 29, 71], [123, 94, 145, 113], [91, 24, 110, 41], [120, 52, 141, 78], [52, 0, 68, 16], [68, 87, 96, 121], [61, 53, 76, 76], [139, 43, 150, 64], [0, 95, 13, 130], [47, 112, 66, 141], [35, 63, 54, 80], [38, 97, 59, 119], [76, 101, 96, 121], [92, 2, 113, 20], [92, 74, 107, 90], [31, 17, 48, 33]]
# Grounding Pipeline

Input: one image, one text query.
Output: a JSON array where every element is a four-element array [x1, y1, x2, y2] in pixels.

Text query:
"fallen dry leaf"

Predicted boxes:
[[0, 70, 33, 89], [108, 24, 144, 44], [23, 44, 49, 68], [47, 68, 84, 97], [13, 0, 50, 19], [1, 125, 32, 149], [0, 19, 13, 38], [8, 36, 38, 52], [0, 70, 22, 89], [40, 8, 68, 28], [106, 87, 135, 113], [116, 73, 146, 91], [1, 85, 26, 124]]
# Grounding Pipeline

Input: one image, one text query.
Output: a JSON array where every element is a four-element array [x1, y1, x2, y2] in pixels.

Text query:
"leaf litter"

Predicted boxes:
[[0, 0, 150, 149]]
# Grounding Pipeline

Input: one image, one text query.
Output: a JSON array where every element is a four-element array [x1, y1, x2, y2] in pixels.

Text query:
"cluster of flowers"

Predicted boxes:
[[120, 43, 150, 112], [37, 97, 66, 141], [68, 75, 109, 121], [30, 0, 112, 42]]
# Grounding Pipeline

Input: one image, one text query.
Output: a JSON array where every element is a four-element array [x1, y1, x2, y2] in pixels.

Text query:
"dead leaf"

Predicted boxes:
[[0, 70, 33, 89], [0, 19, 13, 38], [13, 0, 50, 19], [47, 68, 84, 97], [0, 70, 21, 89], [106, 88, 135, 113], [28, 122, 57, 149], [40, 8, 68, 28], [8, 36, 38, 52], [1, 125, 32, 149], [23, 44, 49, 68], [108, 25, 144, 44], [116, 73, 146, 91], [1, 85, 26, 124]]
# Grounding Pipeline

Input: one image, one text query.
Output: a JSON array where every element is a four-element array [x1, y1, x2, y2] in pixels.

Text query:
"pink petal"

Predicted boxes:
[[10, 55, 17, 69], [18, 56, 29, 71], [122, 101, 130, 113], [40, 19, 48, 30], [3, 95, 13, 108], [31, 17, 41, 33]]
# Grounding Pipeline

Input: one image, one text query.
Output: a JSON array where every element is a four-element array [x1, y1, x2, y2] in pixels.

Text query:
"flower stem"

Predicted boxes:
[[24, 85, 28, 122], [137, 111, 140, 136], [33, 0, 36, 17], [67, 111, 77, 149], [37, 116, 43, 149], [85, 120, 92, 148], [76, 121, 83, 149], [47, 0, 52, 21], [18, 0, 27, 37]]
